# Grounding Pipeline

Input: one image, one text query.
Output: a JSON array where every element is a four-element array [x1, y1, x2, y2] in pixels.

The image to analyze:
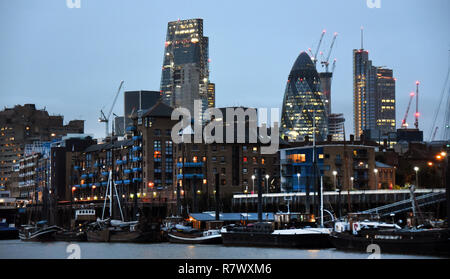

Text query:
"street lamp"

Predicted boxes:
[[296, 173, 301, 192], [374, 169, 379, 189], [332, 171, 338, 190], [414, 166, 419, 188], [265, 174, 270, 194], [251, 175, 256, 194]]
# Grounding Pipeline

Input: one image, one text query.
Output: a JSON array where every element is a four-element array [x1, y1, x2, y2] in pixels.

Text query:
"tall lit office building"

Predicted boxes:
[[328, 113, 345, 141], [160, 18, 212, 118], [281, 52, 328, 142], [207, 83, 215, 108], [375, 68, 396, 138], [353, 47, 396, 141]]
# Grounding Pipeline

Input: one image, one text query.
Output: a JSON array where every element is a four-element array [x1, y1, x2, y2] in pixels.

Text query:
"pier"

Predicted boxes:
[[232, 189, 447, 217]]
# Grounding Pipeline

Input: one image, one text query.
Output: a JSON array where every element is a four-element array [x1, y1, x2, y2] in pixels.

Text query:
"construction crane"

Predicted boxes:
[[99, 80, 124, 138], [330, 59, 337, 84], [431, 127, 439, 142], [321, 32, 338, 72], [309, 30, 326, 67], [414, 81, 420, 129], [401, 92, 415, 129]]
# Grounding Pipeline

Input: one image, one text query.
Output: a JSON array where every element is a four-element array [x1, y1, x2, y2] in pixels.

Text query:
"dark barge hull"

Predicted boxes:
[[330, 230, 450, 257], [222, 232, 332, 249]]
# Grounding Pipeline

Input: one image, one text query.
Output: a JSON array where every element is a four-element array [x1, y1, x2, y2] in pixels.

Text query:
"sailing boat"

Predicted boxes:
[[86, 170, 159, 243]]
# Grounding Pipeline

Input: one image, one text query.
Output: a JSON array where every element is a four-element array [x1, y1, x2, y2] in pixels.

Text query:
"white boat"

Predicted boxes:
[[168, 228, 222, 244]]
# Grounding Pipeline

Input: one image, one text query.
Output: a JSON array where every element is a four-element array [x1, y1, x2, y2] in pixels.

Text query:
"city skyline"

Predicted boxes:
[[1, 0, 449, 140]]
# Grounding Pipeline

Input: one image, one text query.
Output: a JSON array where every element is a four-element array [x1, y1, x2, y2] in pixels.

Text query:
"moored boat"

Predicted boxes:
[[330, 221, 450, 257], [221, 222, 332, 248], [19, 221, 63, 242], [168, 225, 222, 244]]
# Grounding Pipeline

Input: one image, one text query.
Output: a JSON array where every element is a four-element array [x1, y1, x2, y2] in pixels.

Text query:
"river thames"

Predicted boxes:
[[0, 240, 445, 259]]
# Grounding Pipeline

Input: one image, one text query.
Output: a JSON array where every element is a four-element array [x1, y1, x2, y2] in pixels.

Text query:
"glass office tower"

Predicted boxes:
[[160, 18, 211, 118], [281, 52, 328, 142]]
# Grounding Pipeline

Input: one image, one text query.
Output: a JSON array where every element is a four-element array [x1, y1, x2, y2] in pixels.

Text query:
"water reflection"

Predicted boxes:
[[0, 240, 443, 259]]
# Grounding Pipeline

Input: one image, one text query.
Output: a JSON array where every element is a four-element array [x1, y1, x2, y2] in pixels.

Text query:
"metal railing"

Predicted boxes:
[[359, 191, 447, 217]]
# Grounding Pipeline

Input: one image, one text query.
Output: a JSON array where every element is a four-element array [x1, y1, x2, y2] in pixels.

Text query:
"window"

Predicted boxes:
[[154, 140, 162, 160], [220, 156, 225, 163], [261, 158, 265, 165], [154, 129, 161, 136], [221, 168, 226, 174], [166, 129, 171, 136], [287, 154, 306, 163], [243, 168, 248, 174], [243, 157, 248, 163], [252, 147, 258, 153], [193, 156, 198, 163], [165, 141, 173, 155]]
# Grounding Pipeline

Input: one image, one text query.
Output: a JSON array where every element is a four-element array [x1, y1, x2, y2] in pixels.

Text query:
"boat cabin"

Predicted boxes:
[[75, 209, 96, 222], [188, 212, 275, 230], [274, 212, 317, 229]]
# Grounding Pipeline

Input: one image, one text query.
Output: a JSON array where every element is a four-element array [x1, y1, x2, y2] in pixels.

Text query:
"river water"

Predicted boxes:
[[0, 240, 444, 259]]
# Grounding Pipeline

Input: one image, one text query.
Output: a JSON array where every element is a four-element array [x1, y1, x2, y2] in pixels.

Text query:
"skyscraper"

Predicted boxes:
[[328, 113, 345, 141], [353, 48, 396, 141], [281, 52, 328, 142], [207, 83, 215, 108], [160, 18, 211, 118]]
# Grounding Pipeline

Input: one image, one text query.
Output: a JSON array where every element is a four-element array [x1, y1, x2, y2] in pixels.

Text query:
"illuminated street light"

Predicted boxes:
[[414, 167, 419, 188], [374, 169, 379, 189], [251, 175, 256, 194]]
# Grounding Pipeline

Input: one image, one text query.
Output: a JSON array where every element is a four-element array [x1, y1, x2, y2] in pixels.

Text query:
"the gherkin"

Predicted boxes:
[[280, 52, 328, 142]]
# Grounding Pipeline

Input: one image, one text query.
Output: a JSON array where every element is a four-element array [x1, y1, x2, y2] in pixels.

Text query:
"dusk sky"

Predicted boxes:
[[1, 0, 449, 140]]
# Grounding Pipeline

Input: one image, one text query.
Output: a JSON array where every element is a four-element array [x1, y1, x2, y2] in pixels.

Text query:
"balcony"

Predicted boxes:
[[177, 173, 204, 179], [132, 146, 142, 152], [132, 157, 142, 163], [176, 162, 203, 168]]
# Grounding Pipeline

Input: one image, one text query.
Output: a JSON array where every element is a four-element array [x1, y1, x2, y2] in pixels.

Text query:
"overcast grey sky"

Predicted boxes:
[[1, 0, 449, 140]]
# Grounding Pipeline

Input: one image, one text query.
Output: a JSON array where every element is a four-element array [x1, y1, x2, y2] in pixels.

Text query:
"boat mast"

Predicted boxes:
[[320, 176, 324, 228]]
